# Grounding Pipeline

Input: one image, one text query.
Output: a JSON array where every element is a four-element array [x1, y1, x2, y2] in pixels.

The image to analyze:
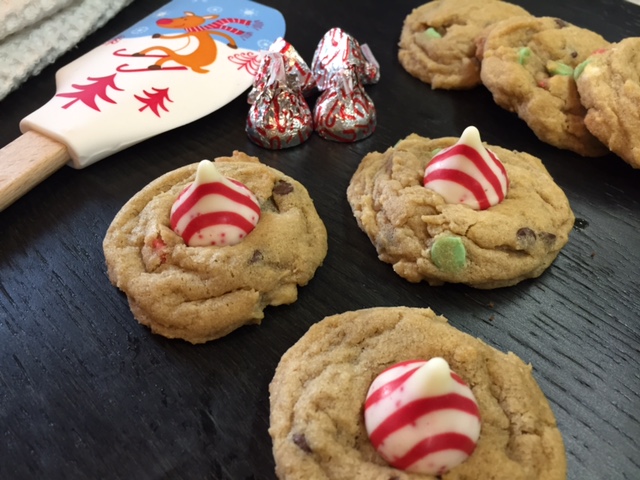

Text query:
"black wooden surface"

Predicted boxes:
[[1, 0, 639, 479]]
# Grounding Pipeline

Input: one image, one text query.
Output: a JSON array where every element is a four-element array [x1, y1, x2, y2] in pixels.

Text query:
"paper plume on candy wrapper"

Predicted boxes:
[[359, 43, 381, 84], [245, 52, 313, 149]]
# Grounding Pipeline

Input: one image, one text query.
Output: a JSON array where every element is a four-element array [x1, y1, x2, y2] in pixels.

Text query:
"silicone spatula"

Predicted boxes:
[[0, 0, 285, 211]]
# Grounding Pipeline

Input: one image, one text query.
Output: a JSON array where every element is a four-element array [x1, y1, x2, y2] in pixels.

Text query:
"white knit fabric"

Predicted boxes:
[[0, 0, 74, 41], [0, 0, 133, 101]]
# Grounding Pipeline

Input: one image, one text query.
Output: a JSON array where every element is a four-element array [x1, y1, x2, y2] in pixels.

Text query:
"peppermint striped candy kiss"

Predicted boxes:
[[424, 126, 508, 210], [170, 160, 261, 247], [364, 358, 481, 475]]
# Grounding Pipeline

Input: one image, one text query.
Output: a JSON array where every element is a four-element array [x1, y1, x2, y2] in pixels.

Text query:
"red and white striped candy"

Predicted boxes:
[[364, 358, 481, 475], [424, 126, 508, 210], [170, 160, 260, 247]]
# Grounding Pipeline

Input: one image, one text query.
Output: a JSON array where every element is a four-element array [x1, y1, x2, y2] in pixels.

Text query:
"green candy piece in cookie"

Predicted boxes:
[[431, 236, 466, 273], [518, 47, 531, 65], [573, 60, 590, 80], [547, 61, 573, 76], [425, 27, 442, 39]]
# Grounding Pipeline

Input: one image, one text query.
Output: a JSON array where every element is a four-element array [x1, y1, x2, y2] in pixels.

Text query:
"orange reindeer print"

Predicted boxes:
[[134, 12, 261, 73]]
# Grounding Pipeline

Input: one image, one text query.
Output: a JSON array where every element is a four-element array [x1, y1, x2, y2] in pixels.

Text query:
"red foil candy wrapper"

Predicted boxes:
[[248, 38, 316, 104], [313, 66, 376, 142], [311, 27, 380, 90], [246, 52, 313, 149]]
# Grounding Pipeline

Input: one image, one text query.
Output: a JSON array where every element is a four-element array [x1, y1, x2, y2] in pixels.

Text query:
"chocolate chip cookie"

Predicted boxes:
[[479, 16, 610, 156], [103, 151, 327, 344], [575, 37, 640, 168], [269, 307, 566, 479], [398, 0, 531, 89], [346, 133, 575, 288]]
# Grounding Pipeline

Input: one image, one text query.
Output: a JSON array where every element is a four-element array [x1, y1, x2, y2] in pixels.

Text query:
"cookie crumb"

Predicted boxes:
[[292, 433, 312, 453], [573, 218, 589, 230]]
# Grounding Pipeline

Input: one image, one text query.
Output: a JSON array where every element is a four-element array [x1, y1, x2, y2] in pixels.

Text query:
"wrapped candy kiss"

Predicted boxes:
[[313, 65, 376, 142], [247, 37, 316, 104], [245, 52, 313, 149], [311, 27, 380, 90], [310, 27, 378, 142]]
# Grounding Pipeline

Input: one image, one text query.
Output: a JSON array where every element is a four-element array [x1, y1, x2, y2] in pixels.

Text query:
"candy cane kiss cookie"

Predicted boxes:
[[269, 307, 566, 479], [103, 151, 327, 343], [347, 127, 574, 288]]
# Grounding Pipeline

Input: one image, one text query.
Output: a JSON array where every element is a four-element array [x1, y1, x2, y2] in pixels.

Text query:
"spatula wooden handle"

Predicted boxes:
[[0, 131, 70, 212]]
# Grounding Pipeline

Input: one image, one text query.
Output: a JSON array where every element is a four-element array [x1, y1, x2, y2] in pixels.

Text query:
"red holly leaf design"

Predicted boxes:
[[134, 87, 172, 117], [56, 74, 122, 111]]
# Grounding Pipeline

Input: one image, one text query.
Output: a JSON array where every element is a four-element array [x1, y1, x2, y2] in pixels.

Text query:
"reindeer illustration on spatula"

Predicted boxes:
[[128, 12, 263, 73]]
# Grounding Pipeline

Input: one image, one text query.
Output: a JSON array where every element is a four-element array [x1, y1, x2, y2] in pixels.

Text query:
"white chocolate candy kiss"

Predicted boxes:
[[170, 160, 260, 247], [364, 357, 481, 475], [423, 126, 508, 210]]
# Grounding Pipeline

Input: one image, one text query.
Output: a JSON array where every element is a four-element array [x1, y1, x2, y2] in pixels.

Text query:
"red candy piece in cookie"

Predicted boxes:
[[424, 126, 508, 210], [364, 357, 481, 475], [170, 160, 260, 247]]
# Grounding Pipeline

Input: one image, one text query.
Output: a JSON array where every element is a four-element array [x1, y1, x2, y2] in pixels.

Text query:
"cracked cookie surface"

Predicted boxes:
[[103, 151, 327, 344], [398, 0, 531, 89], [479, 16, 610, 156], [575, 37, 640, 169], [346, 134, 574, 288], [269, 307, 566, 480]]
